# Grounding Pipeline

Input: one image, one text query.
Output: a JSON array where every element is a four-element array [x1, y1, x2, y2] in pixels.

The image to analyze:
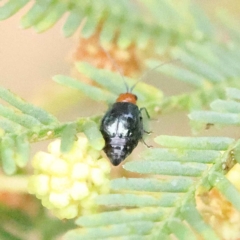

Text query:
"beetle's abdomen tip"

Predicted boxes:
[[104, 148, 126, 166], [108, 154, 124, 166], [111, 159, 122, 166]]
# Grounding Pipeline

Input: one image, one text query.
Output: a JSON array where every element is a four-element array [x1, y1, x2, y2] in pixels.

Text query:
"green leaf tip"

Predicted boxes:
[[60, 123, 77, 153], [1, 137, 17, 175], [76, 207, 164, 227], [155, 136, 234, 150], [226, 87, 240, 100], [83, 120, 105, 151], [64, 221, 153, 240], [189, 111, 240, 125], [0, 104, 42, 129], [124, 160, 207, 177], [0, 87, 58, 125], [111, 177, 193, 193], [53, 75, 115, 104], [0, 0, 29, 20], [33, 1, 68, 33], [76, 61, 163, 104]]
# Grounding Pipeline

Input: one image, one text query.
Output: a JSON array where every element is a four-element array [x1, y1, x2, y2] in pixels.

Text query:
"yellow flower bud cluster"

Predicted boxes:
[[226, 163, 240, 191], [28, 136, 110, 219]]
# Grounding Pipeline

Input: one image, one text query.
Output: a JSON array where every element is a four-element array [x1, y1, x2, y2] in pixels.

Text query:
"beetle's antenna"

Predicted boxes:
[[130, 59, 180, 92], [100, 45, 129, 92]]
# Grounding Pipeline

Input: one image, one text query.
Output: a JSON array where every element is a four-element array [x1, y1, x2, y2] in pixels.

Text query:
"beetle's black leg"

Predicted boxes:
[[141, 138, 153, 148], [140, 107, 150, 119], [144, 130, 152, 135], [140, 108, 153, 135]]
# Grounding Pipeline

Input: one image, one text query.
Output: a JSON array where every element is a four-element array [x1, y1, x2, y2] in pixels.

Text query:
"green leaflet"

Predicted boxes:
[[184, 42, 238, 78], [0, 0, 29, 20], [75, 62, 125, 96], [76, 207, 164, 227], [190, 4, 214, 37], [189, 111, 240, 125], [0, 87, 58, 125], [124, 160, 207, 176], [96, 193, 178, 207], [209, 172, 240, 211], [0, 133, 29, 173], [181, 202, 220, 240], [75, 62, 163, 104], [1, 0, 214, 51], [111, 177, 193, 192], [171, 48, 225, 83], [189, 87, 240, 128], [0, 104, 42, 129], [227, 87, 240, 100], [0, 119, 22, 133], [140, 148, 220, 163], [21, 0, 54, 28], [15, 134, 29, 168], [80, 3, 103, 38], [167, 218, 197, 240], [63, 10, 84, 37], [1, 137, 16, 175], [147, 59, 204, 87], [100, 14, 118, 44], [34, 1, 68, 33], [60, 123, 77, 153], [53, 75, 115, 104], [155, 136, 234, 150], [82, 120, 105, 151], [210, 99, 240, 113], [64, 221, 153, 240]]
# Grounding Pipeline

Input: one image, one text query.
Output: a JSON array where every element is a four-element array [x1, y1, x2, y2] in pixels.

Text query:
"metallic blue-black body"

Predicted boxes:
[[100, 102, 143, 166]]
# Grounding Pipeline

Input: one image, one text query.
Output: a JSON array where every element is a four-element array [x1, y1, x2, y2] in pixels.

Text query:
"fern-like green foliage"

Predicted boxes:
[[189, 87, 240, 131], [1, 0, 240, 239], [53, 61, 163, 114], [0, 86, 104, 175], [147, 41, 240, 114], [0, 86, 57, 174], [0, 0, 213, 50], [64, 136, 240, 239]]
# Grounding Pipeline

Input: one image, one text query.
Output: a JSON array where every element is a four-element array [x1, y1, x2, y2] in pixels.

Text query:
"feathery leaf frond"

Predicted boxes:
[[0, 87, 103, 174], [53, 62, 163, 115], [189, 87, 240, 131], [1, 1, 213, 50], [64, 135, 237, 239], [147, 40, 240, 114]]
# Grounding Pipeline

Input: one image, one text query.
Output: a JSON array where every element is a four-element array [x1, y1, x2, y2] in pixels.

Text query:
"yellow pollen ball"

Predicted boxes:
[[29, 135, 110, 219], [226, 163, 240, 191], [54, 204, 79, 219], [91, 168, 105, 186], [50, 177, 70, 192], [32, 152, 55, 172], [70, 181, 89, 201], [49, 192, 70, 208], [48, 139, 61, 156], [71, 162, 90, 180], [28, 174, 49, 196], [49, 159, 69, 176]]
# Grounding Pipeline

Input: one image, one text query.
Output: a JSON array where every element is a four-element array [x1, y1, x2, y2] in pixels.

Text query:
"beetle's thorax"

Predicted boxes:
[[116, 93, 137, 104]]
